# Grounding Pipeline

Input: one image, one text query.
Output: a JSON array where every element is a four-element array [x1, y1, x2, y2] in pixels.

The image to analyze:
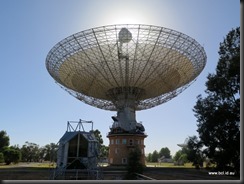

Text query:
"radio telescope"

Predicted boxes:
[[177, 138, 190, 148], [46, 24, 207, 165]]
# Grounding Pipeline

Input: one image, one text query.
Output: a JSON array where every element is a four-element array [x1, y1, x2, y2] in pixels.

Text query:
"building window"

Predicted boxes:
[[129, 139, 133, 146], [141, 140, 144, 145], [122, 139, 127, 144], [115, 148, 119, 154], [136, 139, 140, 145], [110, 158, 113, 164], [116, 139, 120, 144], [122, 158, 127, 164], [110, 139, 114, 144]]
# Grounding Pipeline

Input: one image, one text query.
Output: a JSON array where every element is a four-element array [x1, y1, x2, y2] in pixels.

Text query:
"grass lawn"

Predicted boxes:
[[146, 162, 195, 168], [0, 162, 239, 180], [0, 162, 56, 168]]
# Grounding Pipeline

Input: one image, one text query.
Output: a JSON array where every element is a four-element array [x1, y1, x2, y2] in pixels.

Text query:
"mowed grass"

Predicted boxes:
[[0, 162, 210, 169], [30, 162, 56, 168], [0, 162, 56, 169], [146, 162, 195, 168], [0, 162, 201, 169]]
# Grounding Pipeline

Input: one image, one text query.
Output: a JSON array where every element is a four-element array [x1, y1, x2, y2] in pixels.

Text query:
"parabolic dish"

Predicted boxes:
[[46, 24, 207, 111]]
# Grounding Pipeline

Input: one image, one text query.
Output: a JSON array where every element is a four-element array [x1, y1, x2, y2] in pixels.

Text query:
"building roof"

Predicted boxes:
[[59, 131, 98, 144]]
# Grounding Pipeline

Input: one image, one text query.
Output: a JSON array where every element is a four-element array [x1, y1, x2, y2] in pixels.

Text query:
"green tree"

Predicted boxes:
[[179, 154, 188, 164], [173, 150, 182, 162], [100, 145, 109, 158], [0, 152, 4, 163], [173, 149, 188, 165], [0, 131, 10, 152], [92, 129, 103, 145], [40, 143, 58, 162], [186, 136, 204, 169], [20, 142, 40, 162], [125, 147, 144, 179], [193, 27, 240, 174], [159, 147, 171, 158], [174, 150, 182, 165], [151, 150, 159, 162], [146, 153, 152, 162], [91, 129, 109, 159], [3, 147, 21, 165]]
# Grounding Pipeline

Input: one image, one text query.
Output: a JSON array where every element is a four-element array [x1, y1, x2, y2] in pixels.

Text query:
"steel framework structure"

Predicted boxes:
[[53, 119, 102, 180], [46, 24, 207, 111]]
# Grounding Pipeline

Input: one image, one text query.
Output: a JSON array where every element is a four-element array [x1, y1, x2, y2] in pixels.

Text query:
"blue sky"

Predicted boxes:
[[0, 0, 240, 156]]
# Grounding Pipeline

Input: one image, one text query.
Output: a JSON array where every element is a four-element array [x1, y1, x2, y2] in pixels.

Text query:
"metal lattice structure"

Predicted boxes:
[[46, 24, 206, 111], [53, 119, 102, 180]]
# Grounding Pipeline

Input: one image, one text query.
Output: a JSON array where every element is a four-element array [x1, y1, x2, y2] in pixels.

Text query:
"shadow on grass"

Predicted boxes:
[[0, 167, 51, 180]]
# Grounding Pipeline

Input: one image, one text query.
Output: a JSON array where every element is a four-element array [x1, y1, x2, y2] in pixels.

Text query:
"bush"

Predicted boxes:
[[3, 148, 21, 165]]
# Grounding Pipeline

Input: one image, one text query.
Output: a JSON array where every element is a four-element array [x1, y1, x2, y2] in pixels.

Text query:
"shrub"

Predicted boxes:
[[3, 148, 21, 165]]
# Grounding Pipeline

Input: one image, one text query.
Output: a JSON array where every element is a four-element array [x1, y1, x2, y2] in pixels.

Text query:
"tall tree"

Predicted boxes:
[[193, 27, 240, 173], [173, 150, 188, 165], [173, 150, 182, 162], [0, 130, 10, 152], [92, 129, 103, 145], [186, 136, 204, 168], [151, 150, 159, 162], [146, 153, 152, 162], [125, 147, 144, 179], [91, 129, 109, 158], [159, 147, 171, 158], [40, 143, 58, 162], [20, 142, 40, 162]]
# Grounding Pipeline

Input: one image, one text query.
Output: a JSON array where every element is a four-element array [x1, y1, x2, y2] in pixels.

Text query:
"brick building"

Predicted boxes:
[[107, 119, 147, 166]]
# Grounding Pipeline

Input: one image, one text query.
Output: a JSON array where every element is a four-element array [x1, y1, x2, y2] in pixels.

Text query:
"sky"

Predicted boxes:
[[0, 0, 240, 157]]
